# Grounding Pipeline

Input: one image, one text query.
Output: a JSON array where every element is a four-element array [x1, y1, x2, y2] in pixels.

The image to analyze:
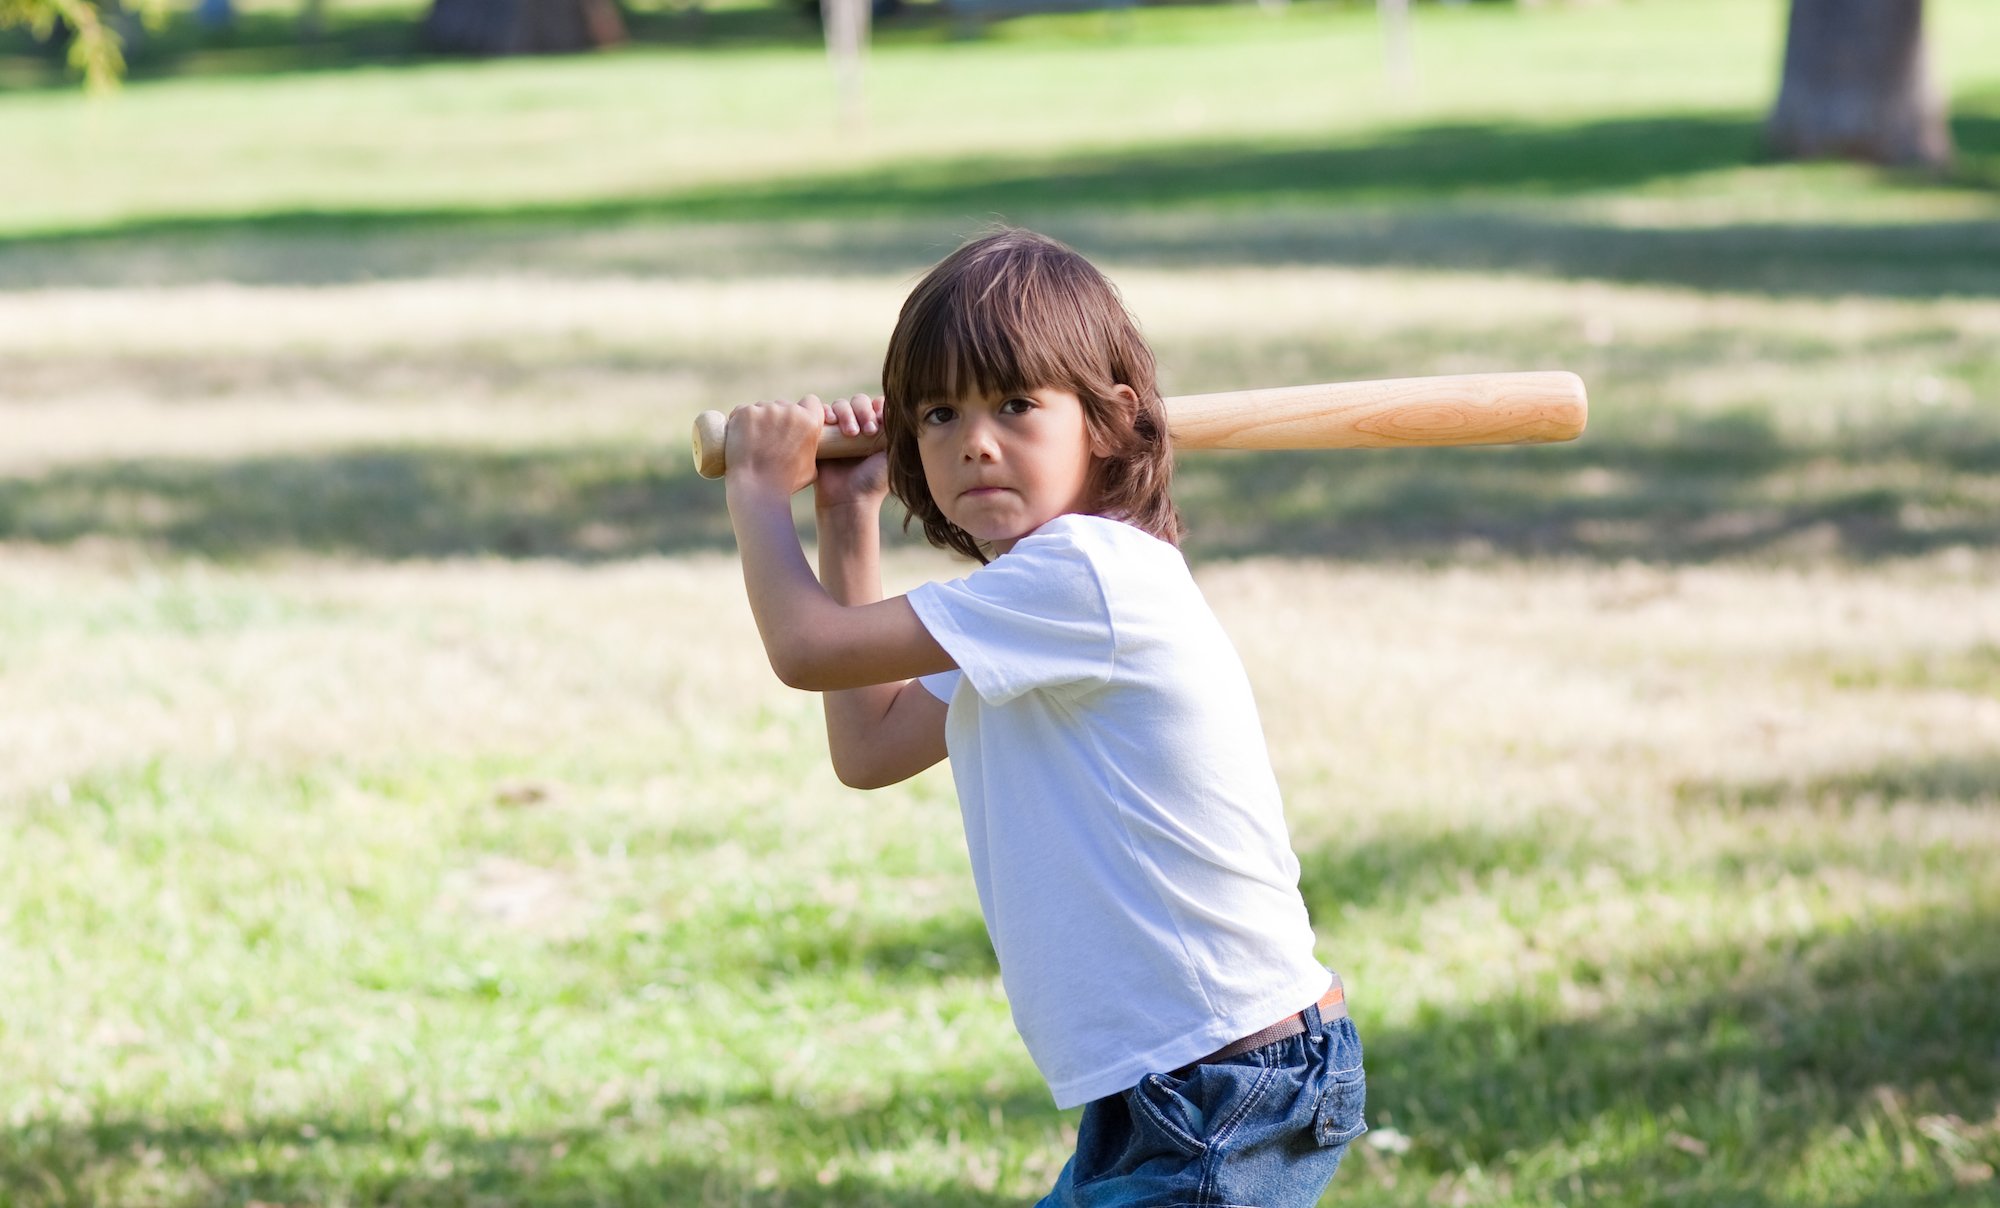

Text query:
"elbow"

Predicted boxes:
[[770, 654, 812, 691], [767, 638, 821, 692], [833, 759, 882, 791], [774, 660, 840, 693], [768, 639, 852, 693], [833, 757, 904, 791]]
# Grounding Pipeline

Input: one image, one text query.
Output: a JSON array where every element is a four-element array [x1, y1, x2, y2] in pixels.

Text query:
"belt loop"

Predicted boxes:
[[1310, 970, 1340, 1039], [1301, 1000, 1324, 1040]]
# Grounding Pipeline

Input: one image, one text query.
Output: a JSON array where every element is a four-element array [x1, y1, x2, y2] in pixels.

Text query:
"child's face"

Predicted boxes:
[[916, 385, 1105, 556]]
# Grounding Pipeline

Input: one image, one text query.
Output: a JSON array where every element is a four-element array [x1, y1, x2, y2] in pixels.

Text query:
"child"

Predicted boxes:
[[723, 228, 1366, 1206]]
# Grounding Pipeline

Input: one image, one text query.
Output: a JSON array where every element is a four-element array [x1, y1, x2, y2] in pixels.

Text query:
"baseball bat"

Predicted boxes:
[[691, 370, 1587, 479]]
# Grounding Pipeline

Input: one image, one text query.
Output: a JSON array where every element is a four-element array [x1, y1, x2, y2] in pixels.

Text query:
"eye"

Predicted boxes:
[[921, 404, 956, 426], [1000, 396, 1035, 415]]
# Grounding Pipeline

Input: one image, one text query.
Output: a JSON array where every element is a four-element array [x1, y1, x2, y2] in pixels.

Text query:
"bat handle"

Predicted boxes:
[[690, 409, 888, 479]]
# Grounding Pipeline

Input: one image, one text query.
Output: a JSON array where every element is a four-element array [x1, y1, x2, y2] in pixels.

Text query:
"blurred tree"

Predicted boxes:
[[0, 0, 159, 89], [421, 0, 625, 54], [1767, 0, 1953, 169]]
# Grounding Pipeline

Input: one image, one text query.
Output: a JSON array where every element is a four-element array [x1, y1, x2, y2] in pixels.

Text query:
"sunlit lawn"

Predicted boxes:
[[1, 0, 1998, 234], [2, 0, 1999, 1204]]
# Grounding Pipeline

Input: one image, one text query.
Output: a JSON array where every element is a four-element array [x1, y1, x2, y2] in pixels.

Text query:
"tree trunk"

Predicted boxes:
[[1766, 0, 1952, 169], [422, 0, 625, 55], [300, 0, 327, 43], [820, 0, 868, 131], [1378, 0, 1412, 95]]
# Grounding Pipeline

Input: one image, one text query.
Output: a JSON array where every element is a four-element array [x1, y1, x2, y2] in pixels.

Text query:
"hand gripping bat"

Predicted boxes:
[[691, 370, 1587, 478]]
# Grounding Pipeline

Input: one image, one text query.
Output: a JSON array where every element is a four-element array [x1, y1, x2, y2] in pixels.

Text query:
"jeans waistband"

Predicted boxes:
[[1171, 972, 1346, 1077]]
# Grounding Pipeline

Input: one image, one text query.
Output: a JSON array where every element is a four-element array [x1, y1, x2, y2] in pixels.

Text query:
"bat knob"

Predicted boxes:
[[692, 410, 729, 479]]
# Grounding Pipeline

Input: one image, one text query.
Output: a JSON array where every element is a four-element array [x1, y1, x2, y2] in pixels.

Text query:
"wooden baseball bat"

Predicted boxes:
[[691, 370, 1586, 479]]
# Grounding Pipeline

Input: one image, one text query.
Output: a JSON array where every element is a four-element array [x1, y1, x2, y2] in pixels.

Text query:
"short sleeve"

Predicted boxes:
[[918, 670, 961, 702], [905, 527, 1116, 705]]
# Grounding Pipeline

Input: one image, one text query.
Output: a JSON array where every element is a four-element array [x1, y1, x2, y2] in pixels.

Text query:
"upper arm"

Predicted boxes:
[[774, 595, 956, 693], [838, 677, 950, 789]]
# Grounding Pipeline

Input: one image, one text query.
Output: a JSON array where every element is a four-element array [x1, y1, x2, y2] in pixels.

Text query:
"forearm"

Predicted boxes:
[[727, 480, 841, 677], [815, 501, 903, 781], [726, 477, 946, 692], [816, 500, 884, 607]]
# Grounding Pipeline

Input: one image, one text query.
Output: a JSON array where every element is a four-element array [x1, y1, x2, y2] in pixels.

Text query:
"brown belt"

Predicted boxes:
[[1172, 974, 1347, 1077]]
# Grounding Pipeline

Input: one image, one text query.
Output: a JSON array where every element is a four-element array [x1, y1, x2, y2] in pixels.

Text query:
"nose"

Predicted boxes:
[[959, 411, 1000, 462]]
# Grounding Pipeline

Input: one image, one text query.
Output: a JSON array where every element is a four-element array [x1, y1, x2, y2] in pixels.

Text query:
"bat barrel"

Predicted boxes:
[[1165, 371, 1587, 451]]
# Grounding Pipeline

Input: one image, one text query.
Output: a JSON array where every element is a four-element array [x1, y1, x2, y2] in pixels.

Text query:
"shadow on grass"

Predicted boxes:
[[4, 113, 1996, 297], [1294, 818, 1607, 931], [1298, 804, 2000, 1198], [715, 903, 1000, 983], [0, 444, 738, 562], [8, 889, 1995, 1204], [1365, 900, 2000, 1202], [1676, 752, 2000, 814], [1177, 407, 2000, 563], [5, 403, 1997, 563], [0, 1111, 1037, 1206], [1275, 404, 1976, 562]]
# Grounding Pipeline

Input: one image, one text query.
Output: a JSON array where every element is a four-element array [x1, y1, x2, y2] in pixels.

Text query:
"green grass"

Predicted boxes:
[[3, 0, 1999, 1204], [2, 0, 1997, 236], [6, 557, 1998, 1205]]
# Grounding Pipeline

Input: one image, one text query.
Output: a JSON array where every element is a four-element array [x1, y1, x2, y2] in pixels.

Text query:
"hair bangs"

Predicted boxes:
[[898, 264, 1101, 410]]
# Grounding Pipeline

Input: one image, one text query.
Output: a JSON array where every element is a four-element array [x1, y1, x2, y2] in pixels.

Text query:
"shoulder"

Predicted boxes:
[[945, 514, 1187, 613], [1031, 516, 1191, 595], [1022, 513, 1182, 566], [1008, 515, 1196, 620], [914, 515, 1115, 618]]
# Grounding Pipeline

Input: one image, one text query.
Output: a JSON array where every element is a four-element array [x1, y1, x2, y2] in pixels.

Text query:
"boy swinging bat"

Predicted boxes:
[[712, 227, 1584, 1206]]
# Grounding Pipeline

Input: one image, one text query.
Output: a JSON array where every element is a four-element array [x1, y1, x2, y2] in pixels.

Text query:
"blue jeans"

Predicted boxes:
[[1035, 993, 1366, 1207]]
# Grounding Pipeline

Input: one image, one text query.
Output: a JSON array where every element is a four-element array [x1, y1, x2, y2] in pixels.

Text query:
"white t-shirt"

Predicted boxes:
[[906, 513, 1331, 1109]]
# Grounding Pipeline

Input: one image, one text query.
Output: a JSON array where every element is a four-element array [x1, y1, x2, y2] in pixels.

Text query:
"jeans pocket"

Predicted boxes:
[[1312, 1068, 1367, 1149], [1131, 1072, 1209, 1161]]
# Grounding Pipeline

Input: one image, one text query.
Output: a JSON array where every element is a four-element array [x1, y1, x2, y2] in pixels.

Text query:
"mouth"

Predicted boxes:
[[960, 486, 1008, 498]]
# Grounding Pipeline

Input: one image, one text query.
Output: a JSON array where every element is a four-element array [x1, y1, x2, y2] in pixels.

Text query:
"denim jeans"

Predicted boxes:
[[1035, 991, 1366, 1207]]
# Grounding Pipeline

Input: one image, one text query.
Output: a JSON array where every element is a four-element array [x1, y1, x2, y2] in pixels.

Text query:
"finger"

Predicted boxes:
[[850, 393, 878, 435], [826, 396, 861, 436]]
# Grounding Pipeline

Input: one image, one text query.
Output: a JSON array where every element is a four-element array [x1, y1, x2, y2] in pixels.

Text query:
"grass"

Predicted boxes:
[[3, 0, 1998, 235], [2, 0, 1999, 1204]]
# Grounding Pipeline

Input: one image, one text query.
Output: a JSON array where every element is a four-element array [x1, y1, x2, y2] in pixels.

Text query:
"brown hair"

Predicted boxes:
[[881, 227, 1182, 564]]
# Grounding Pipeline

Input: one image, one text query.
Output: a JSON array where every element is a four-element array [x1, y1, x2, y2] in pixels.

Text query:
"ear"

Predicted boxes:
[[1093, 384, 1141, 458]]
